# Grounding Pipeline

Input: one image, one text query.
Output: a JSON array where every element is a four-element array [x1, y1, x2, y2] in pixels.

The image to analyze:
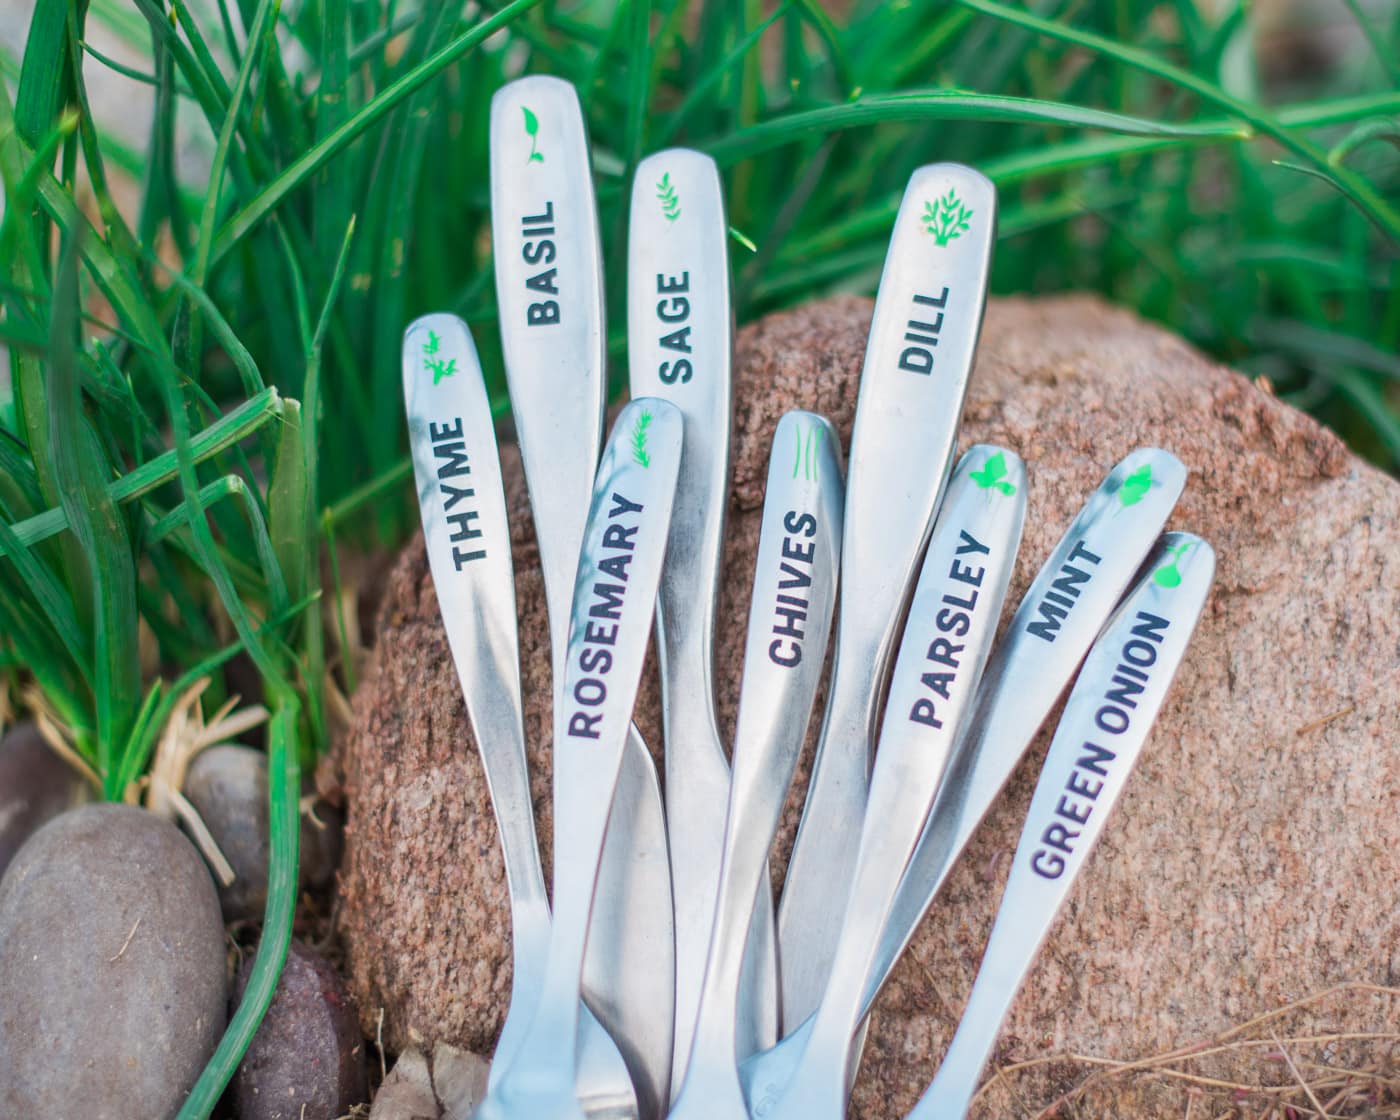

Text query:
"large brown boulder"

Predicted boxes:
[[332, 294, 1400, 1117]]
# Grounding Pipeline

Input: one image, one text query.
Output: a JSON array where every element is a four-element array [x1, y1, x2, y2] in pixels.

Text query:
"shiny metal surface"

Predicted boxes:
[[777, 163, 999, 1028], [740, 446, 1186, 1108], [491, 75, 674, 1118], [626, 147, 778, 1087], [757, 447, 1025, 1120], [404, 314, 637, 1120], [666, 412, 844, 1120], [907, 532, 1215, 1120], [476, 399, 683, 1120]]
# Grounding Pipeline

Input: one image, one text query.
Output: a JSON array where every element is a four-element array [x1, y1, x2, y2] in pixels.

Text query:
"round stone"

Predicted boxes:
[[0, 802, 228, 1118]]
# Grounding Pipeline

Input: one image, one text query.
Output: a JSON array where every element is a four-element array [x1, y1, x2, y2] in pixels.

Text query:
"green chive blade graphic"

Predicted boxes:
[[632, 410, 653, 468], [523, 106, 543, 163], [792, 423, 805, 479], [1118, 463, 1154, 506]]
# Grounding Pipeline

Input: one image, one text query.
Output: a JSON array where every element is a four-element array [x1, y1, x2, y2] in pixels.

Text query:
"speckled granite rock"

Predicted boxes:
[[334, 294, 1400, 1118]]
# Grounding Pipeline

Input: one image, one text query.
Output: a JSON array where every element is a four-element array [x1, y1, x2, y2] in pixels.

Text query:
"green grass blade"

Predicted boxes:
[[210, 0, 545, 260], [703, 88, 1246, 165], [176, 698, 300, 1120], [46, 236, 141, 776]]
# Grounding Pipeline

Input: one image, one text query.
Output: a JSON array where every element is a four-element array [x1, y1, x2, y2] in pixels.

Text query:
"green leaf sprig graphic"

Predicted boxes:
[[1118, 463, 1154, 506], [523, 106, 543, 163], [657, 173, 681, 222], [1152, 541, 1193, 588], [422, 330, 456, 384], [631, 410, 653, 468], [923, 189, 974, 247], [426, 357, 457, 385], [970, 450, 1016, 494]]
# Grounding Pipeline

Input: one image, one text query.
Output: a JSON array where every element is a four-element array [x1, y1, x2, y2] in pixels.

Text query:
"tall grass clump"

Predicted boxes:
[[1, 0, 1396, 1112]]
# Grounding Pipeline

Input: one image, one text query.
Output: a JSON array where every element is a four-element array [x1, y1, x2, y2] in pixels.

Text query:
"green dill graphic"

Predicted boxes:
[[792, 422, 822, 481], [523, 106, 543, 163], [631, 410, 653, 468], [969, 450, 1016, 495], [1152, 540, 1193, 588], [657, 173, 681, 222], [1118, 463, 1154, 507], [923, 189, 974, 247], [423, 330, 440, 357]]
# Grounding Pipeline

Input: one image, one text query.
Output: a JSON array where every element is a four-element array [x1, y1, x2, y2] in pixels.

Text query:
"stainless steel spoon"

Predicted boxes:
[[403, 313, 637, 1120], [758, 445, 1026, 1120], [777, 163, 998, 1028], [626, 147, 779, 1088], [740, 446, 1186, 1110], [474, 399, 684, 1120], [666, 411, 844, 1120], [907, 532, 1215, 1120], [490, 75, 675, 1118]]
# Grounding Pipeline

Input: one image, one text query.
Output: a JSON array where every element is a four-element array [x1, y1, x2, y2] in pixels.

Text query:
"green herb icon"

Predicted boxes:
[[631, 410, 652, 468], [923, 189, 973, 247], [1118, 463, 1154, 507], [1152, 541, 1192, 588], [970, 450, 1016, 495], [657, 173, 681, 222], [523, 106, 543, 163], [423, 330, 456, 384], [426, 357, 457, 385], [792, 422, 822, 482]]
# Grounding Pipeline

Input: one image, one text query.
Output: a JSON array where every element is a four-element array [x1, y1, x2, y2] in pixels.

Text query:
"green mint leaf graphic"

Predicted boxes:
[[923, 189, 974, 247], [1152, 541, 1192, 588], [970, 450, 1015, 495], [1118, 463, 1154, 506], [523, 106, 543, 163], [657, 173, 681, 222], [426, 357, 457, 385], [423, 330, 440, 357], [631, 410, 653, 468]]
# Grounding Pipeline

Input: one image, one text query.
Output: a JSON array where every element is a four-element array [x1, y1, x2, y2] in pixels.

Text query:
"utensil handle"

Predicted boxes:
[[682, 412, 844, 1080], [627, 146, 733, 700], [779, 163, 999, 1023], [907, 533, 1215, 1120], [539, 398, 684, 1044], [490, 75, 608, 673], [401, 314, 548, 924], [864, 448, 1188, 1016], [808, 447, 1026, 1059]]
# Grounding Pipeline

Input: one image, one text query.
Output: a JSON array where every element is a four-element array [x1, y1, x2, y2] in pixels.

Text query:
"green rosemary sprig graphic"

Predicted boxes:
[[657, 173, 681, 222], [923, 189, 973, 247], [970, 450, 1016, 494], [1152, 540, 1193, 588], [1118, 463, 1154, 507], [631, 410, 653, 467], [523, 106, 543, 163]]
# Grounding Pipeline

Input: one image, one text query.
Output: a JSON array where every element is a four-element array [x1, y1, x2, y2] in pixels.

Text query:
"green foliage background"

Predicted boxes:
[[1, 0, 1396, 1111]]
